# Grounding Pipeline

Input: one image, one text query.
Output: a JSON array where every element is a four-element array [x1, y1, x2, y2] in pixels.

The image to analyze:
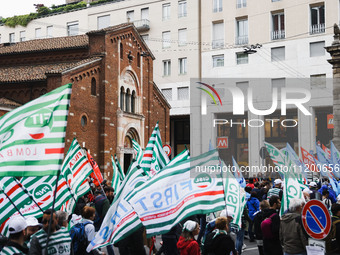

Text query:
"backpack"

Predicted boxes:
[[261, 213, 276, 239], [69, 222, 90, 255], [324, 218, 340, 253]]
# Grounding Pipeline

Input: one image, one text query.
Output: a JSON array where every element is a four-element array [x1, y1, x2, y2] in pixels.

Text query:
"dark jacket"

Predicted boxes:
[[253, 210, 266, 240], [2, 241, 28, 255], [280, 212, 308, 254], [261, 208, 282, 255], [94, 194, 110, 231], [203, 231, 237, 255]]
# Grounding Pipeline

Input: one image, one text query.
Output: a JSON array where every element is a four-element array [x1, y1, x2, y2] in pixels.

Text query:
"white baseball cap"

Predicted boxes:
[[26, 217, 42, 227], [303, 187, 313, 194], [274, 179, 282, 185], [8, 216, 27, 234], [309, 182, 317, 187]]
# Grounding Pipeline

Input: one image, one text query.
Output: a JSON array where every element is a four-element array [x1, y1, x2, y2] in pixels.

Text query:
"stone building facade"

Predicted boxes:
[[0, 23, 170, 178]]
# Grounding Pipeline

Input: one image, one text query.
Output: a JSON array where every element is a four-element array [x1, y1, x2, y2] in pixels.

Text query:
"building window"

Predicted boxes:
[[310, 4, 325, 34], [272, 78, 286, 93], [178, 1, 187, 18], [162, 88, 172, 101], [237, 0, 247, 8], [81, 115, 88, 128], [47, 26, 53, 38], [9, 33, 15, 43], [137, 52, 141, 67], [271, 46, 285, 61], [179, 57, 187, 74], [178, 29, 187, 46], [310, 41, 325, 57], [212, 54, 224, 67], [131, 91, 136, 113], [126, 10, 134, 22], [120, 43, 123, 59], [213, 0, 222, 12], [67, 21, 79, 36], [20, 31, 25, 42], [212, 22, 224, 49], [141, 8, 149, 20], [272, 12, 285, 40], [125, 89, 130, 112], [311, 74, 326, 89], [35, 28, 42, 39], [120, 87, 125, 110], [163, 60, 171, 76], [236, 18, 248, 45], [163, 3, 171, 21], [178, 87, 189, 100], [236, 52, 248, 64], [91, 78, 96, 96], [162, 31, 171, 48], [98, 15, 110, 30]]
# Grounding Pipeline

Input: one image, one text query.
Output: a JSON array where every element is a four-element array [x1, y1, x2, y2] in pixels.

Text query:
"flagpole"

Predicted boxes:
[[14, 179, 44, 213], [0, 186, 25, 218], [45, 169, 60, 255], [64, 180, 77, 203]]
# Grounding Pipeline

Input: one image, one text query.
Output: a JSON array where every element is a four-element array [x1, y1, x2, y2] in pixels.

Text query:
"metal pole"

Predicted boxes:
[[45, 170, 60, 255], [0, 185, 24, 218], [14, 178, 43, 213]]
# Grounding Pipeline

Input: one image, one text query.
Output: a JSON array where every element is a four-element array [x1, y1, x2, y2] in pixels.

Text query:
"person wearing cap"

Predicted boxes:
[[202, 217, 237, 255], [29, 209, 71, 255], [177, 220, 200, 255], [0, 216, 28, 255], [309, 181, 322, 200], [267, 179, 283, 201], [302, 188, 312, 202], [25, 217, 41, 244]]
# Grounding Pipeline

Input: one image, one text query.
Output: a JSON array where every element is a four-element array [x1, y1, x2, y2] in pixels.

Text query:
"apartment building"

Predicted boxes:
[[193, 0, 339, 173], [0, 0, 198, 156]]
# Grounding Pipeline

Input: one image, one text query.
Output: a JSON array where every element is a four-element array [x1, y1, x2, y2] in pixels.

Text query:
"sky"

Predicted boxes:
[[0, 0, 66, 18]]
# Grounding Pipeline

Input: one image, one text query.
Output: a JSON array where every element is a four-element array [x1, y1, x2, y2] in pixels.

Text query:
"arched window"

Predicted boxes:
[[120, 87, 125, 110], [125, 89, 130, 112], [131, 90, 136, 113], [91, 78, 96, 96], [120, 43, 123, 59], [137, 52, 140, 67]]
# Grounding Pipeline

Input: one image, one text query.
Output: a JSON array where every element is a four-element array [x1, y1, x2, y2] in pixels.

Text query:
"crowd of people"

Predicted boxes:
[[2, 177, 340, 255]]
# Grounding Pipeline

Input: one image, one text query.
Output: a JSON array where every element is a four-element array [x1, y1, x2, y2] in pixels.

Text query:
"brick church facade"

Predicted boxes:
[[0, 23, 170, 179]]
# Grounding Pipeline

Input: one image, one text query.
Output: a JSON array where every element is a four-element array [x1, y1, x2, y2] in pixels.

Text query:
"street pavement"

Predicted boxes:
[[107, 235, 259, 255]]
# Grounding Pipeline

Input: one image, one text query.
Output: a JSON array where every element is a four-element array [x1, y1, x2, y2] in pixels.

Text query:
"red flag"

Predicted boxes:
[[300, 147, 319, 172], [87, 152, 103, 186]]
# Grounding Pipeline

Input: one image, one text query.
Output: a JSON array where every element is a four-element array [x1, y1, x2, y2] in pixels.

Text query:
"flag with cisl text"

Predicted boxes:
[[127, 149, 225, 237], [0, 84, 72, 177]]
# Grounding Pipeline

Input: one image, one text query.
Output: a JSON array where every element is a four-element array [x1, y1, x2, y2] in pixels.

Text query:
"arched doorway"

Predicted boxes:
[[123, 128, 140, 173]]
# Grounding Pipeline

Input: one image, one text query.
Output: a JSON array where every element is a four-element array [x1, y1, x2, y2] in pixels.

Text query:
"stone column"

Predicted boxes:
[[326, 24, 340, 149]]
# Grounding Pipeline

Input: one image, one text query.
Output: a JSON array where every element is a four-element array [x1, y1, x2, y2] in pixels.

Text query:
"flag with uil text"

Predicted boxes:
[[0, 177, 31, 226], [222, 160, 246, 229], [0, 84, 72, 177], [140, 123, 169, 177], [87, 161, 148, 251], [128, 150, 225, 237]]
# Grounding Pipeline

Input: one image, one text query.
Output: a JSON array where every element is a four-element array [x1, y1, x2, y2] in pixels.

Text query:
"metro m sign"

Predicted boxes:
[[217, 137, 229, 149]]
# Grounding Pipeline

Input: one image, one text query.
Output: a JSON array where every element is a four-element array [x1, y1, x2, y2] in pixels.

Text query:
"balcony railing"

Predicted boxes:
[[310, 23, 325, 35], [212, 39, 224, 49], [235, 35, 248, 45], [213, 7, 223, 12], [236, 1, 247, 8], [133, 19, 150, 32], [271, 30, 285, 40]]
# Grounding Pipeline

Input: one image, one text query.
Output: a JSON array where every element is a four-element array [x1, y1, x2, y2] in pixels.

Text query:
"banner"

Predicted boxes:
[[111, 155, 121, 195], [128, 150, 225, 237], [87, 161, 147, 251], [300, 147, 319, 172], [132, 139, 143, 164], [167, 148, 190, 167], [0, 84, 72, 176], [222, 160, 246, 228], [88, 151, 103, 187], [232, 156, 246, 188], [140, 123, 169, 177], [115, 154, 125, 181]]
